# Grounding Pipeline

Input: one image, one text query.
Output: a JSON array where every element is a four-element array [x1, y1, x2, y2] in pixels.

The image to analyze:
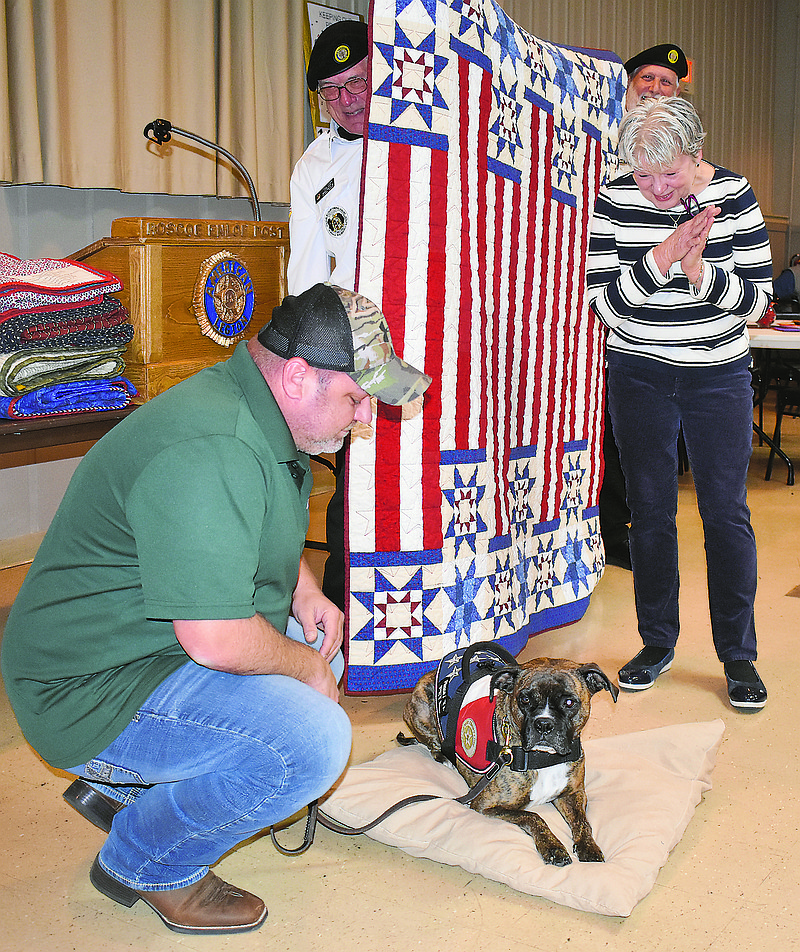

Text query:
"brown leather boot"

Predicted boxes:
[[90, 855, 267, 934]]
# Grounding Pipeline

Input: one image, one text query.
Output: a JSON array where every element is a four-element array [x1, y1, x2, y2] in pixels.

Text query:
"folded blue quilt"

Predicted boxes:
[[0, 377, 137, 419]]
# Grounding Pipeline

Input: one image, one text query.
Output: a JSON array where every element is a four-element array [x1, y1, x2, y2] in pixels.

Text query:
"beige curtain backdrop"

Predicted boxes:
[[502, 0, 778, 220], [0, 0, 792, 225], [0, 0, 310, 202]]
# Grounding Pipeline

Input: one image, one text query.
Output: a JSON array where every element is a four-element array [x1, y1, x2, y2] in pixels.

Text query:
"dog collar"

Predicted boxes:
[[486, 735, 583, 772]]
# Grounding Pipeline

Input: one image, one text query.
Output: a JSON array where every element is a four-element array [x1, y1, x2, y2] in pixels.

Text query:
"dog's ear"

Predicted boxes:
[[576, 663, 620, 702], [489, 666, 522, 696]]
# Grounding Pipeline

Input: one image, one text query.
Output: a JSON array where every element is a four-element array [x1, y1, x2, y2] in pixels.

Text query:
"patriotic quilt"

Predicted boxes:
[[345, 0, 626, 693]]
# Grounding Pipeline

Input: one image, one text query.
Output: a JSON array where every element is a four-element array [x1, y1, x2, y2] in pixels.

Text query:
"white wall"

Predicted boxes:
[[0, 458, 82, 539], [0, 184, 289, 261]]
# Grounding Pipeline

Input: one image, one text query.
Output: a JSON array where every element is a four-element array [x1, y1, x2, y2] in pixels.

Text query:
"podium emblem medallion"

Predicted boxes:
[[193, 251, 255, 346]]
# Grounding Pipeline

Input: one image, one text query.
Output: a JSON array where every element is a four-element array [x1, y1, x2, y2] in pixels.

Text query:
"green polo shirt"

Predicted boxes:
[[1, 342, 311, 768]]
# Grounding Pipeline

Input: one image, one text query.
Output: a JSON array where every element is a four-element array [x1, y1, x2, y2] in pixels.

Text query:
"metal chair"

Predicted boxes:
[[304, 454, 338, 552], [750, 362, 796, 485], [765, 365, 800, 486]]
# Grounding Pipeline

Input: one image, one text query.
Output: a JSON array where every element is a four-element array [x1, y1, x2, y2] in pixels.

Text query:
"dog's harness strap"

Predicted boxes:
[[486, 736, 583, 771], [269, 747, 514, 855]]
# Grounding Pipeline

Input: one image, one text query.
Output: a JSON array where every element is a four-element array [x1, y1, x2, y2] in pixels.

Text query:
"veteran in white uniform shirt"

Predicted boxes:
[[287, 20, 369, 294]]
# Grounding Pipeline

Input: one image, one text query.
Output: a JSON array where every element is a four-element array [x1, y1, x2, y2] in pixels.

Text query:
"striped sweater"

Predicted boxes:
[[586, 165, 772, 371]]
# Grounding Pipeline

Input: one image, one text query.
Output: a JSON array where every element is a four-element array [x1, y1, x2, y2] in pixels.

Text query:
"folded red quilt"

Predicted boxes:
[[0, 296, 133, 352], [0, 253, 123, 320]]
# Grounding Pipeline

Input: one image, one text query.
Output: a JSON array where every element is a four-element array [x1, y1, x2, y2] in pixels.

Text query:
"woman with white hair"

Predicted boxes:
[[587, 97, 772, 709]]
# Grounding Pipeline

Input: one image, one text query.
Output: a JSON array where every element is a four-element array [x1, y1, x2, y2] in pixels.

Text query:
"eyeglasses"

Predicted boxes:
[[317, 76, 368, 102], [681, 194, 701, 217]]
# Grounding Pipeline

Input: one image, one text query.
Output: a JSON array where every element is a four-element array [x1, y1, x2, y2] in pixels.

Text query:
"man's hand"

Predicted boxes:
[[292, 558, 344, 663]]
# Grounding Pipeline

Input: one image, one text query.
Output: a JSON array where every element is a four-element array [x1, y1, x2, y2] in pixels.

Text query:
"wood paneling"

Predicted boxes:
[[72, 218, 289, 402]]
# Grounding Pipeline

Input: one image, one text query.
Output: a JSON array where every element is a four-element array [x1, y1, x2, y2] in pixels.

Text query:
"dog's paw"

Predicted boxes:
[[542, 844, 573, 867], [534, 832, 573, 866], [575, 842, 605, 863]]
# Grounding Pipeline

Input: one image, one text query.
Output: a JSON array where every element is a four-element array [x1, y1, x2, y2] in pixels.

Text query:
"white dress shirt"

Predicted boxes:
[[287, 122, 363, 295]]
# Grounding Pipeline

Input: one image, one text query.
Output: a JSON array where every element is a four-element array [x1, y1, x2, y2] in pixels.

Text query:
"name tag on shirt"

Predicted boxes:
[[315, 179, 335, 204]]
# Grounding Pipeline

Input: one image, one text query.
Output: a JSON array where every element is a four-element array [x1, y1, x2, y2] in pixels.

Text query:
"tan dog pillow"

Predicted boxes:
[[323, 720, 724, 917]]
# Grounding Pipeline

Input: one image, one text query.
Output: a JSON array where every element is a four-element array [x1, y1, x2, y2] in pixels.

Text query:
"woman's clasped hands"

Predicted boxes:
[[653, 204, 720, 286]]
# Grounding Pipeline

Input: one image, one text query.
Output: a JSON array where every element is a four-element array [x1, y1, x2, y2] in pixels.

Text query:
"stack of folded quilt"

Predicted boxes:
[[0, 253, 137, 419]]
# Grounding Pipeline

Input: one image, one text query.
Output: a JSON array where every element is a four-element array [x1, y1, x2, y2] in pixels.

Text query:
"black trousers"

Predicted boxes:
[[321, 446, 346, 611], [599, 399, 630, 548]]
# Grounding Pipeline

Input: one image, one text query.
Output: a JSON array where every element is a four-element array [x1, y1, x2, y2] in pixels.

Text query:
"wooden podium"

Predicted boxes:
[[73, 217, 289, 401]]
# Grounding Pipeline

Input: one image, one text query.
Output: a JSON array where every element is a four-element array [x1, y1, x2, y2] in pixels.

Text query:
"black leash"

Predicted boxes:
[[270, 746, 513, 856]]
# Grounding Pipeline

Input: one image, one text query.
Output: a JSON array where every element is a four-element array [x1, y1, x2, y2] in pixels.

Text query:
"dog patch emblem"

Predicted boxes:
[[459, 718, 478, 759], [192, 251, 255, 347], [325, 206, 348, 237], [454, 681, 497, 772]]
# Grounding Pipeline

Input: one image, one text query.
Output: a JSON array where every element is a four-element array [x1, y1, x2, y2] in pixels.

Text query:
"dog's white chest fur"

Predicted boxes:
[[526, 762, 571, 806]]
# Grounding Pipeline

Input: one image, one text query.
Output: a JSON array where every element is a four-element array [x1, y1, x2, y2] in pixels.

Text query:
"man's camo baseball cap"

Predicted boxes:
[[258, 283, 432, 406]]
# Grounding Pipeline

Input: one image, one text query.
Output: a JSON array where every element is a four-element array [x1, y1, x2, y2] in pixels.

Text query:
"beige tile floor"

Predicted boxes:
[[1, 414, 799, 952]]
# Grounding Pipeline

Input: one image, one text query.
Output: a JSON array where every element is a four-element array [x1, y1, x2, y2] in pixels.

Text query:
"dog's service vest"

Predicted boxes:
[[434, 642, 583, 775], [435, 643, 518, 775]]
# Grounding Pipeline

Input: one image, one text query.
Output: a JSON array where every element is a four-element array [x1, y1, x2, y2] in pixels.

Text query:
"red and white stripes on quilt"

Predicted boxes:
[[344, 0, 626, 693]]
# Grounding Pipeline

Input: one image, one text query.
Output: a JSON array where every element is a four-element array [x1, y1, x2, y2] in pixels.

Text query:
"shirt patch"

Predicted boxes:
[[315, 178, 335, 204], [325, 206, 348, 237]]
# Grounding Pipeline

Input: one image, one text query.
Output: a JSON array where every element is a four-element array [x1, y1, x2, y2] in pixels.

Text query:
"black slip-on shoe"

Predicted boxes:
[[618, 646, 674, 691], [724, 661, 767, 710], [63, 779, 126, 833]]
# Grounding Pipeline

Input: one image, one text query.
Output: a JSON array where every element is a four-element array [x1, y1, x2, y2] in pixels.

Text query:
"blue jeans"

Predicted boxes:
[[607, 361, 758, 662], [68, 621, 350, 891]]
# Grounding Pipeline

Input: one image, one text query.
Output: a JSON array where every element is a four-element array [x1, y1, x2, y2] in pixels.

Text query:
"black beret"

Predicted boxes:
[[306, 20, 368, 90], [624, 44, 689, 80]]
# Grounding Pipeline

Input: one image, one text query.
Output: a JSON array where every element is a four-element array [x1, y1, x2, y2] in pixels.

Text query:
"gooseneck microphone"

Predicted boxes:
[[143, 119, 262, 222]]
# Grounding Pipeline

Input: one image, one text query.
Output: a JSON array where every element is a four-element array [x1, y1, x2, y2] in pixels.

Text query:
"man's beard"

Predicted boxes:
[[291, 375, 356, 455], [294, 430, 349, 455]]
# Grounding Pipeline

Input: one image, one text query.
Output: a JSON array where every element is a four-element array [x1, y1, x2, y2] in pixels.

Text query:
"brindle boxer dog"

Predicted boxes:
[[399, 657, 618, 866]]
